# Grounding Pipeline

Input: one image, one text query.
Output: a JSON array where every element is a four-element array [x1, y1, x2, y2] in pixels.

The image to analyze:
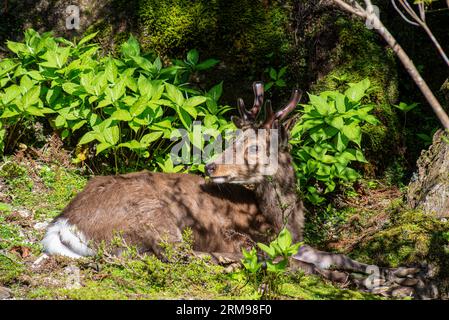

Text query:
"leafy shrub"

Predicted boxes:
[[241, 228, 301, 298], [0, 29, 234, 173], [290, 78, 379, 204]]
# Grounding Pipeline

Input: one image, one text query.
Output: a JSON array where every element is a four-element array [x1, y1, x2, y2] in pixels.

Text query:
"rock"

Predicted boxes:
[[32, 253, 49, 269], [0, 286, 12, 299], [64, 265, 81, 289], [407, 130, 449, 217], [34, 221, 49, 230], [16, 208, 31, 218]]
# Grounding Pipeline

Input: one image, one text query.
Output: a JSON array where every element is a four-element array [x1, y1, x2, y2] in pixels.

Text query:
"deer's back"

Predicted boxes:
[[59, 171, 272, 254]]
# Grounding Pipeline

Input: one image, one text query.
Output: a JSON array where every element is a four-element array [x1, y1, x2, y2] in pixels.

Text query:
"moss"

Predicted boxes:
[[0, 160, 87, 220], [0, 253, 25, 285], [310, 17, 398, 104]]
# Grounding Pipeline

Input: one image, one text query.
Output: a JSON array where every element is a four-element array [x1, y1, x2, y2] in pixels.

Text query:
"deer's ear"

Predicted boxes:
[[231, 116, 244, 128]]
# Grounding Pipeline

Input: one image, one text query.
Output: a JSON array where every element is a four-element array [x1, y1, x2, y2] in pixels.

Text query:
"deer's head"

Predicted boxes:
[[205, 82, 302, 184]]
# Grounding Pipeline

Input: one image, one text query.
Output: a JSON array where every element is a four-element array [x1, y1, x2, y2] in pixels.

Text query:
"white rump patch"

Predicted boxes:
[[41, 218, 95, 259]]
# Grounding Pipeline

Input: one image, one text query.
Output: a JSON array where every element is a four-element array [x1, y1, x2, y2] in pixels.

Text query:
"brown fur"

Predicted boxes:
[[59, 171, 278, 256]]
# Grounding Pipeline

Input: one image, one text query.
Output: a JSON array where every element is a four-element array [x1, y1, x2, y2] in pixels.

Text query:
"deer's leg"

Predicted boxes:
[[292, 245, 424, 298]]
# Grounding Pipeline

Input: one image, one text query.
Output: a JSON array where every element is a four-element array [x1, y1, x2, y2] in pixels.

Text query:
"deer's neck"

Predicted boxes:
[[254, 152, 304, 242]]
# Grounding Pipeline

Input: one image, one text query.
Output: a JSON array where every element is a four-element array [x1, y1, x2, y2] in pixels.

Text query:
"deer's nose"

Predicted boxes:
[[205, 163, 217, 176]]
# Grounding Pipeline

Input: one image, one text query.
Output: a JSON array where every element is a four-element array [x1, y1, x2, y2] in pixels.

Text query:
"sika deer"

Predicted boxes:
[[41, 82, 424, 297], [42, 82, 305, 259]]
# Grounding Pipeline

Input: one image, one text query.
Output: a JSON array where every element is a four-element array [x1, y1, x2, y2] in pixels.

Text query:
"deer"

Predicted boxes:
[[42, 82, 423, 297]]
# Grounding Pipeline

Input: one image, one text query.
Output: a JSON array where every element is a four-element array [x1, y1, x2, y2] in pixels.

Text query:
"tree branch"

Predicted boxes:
[[330, 0, 449, 131]]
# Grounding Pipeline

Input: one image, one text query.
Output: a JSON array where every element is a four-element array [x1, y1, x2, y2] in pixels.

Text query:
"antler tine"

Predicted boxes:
[[237, 98, 251, 121], [262, 100, 275, 129], [249, 81, 264, 118], [274, 88, 302, 121]]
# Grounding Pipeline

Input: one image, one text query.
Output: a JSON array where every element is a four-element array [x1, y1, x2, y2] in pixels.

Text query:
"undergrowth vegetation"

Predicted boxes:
[[0, 29, 233, 174]]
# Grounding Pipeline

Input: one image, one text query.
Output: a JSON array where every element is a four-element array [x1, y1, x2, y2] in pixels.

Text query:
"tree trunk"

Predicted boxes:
[[407, 130, 449, 217]]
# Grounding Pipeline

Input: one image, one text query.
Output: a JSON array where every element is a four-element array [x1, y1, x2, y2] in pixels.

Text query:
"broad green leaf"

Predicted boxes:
[[22, 86, 40, 109], [77, 32, 98, 47], [111, 109, 132, 121], [277, 228, 292, 252], [96, 142, 113, 155], [121, 35, 140, 58], [26, 106, 45, 116], [140, 131, 163, 146], [195, 58, 219, 70], [118, 140, 145, 150], [187, 49, 199, 65], [309, 94, 329, 115], [103, 125, 120, 145], [345, 78, 370, 102], [341, 122, 362, 146], [78, 131, 98, 145], [176, 105, 192, 129], [166, 83, 185, 106], [2, 85, 21, 104], [208, 82, 223, 102], [72, 120, 87, 132], [257, 243, 276, 258]]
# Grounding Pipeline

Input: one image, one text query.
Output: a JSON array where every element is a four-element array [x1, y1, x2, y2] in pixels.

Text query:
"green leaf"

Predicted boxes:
[[140, 131, 163, 146], [182, 96, 206, 116], [22, 86, 40, 109], [269, 68, 277, 80], [2, 85, 21, 104], [328, 116, 344, 130], [111, 109, 132, 121], [78, 131, 98, 145], [266, 259, 288, 273], [309, 94, 329, 115], [118, 140, 145, 150], [96, 142, 113, 155], [345, 78, 370, 102], [277, 228, 292, 252], [257, 243, 276, 258], [195, 58, 219, 70], [137, 75, 152, 96], [394, 102, 419, 113], [26, 106, 45, 116], [208, 82, 223, 102], [341, 122, 362, 146], [166, 83, 185, 106], [77, 32, 98, 47], [176, 105, 192, 130], [103, 125, 120, 145], [187, 49, 199, 65], [72, 120, 87, 132], [0, 107, 20, 118], [121, 35, 140, 58]]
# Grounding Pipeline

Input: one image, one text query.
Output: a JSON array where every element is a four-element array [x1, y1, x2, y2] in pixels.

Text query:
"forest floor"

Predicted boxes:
[[1, 144, 447, 300]]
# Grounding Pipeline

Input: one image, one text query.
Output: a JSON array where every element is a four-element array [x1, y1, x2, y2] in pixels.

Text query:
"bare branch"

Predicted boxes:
[[332, 0, 366, 17], [330, 0, 449, 131], [391, 0, 419, 26]]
